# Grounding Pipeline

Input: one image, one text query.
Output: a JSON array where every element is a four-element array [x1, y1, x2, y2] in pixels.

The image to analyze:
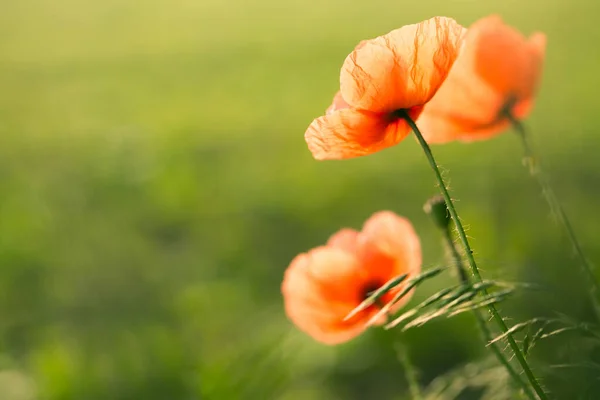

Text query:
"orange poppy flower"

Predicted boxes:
[[417, 15, 546, 143], [305, 17, 466, 160], [281, 211, 422, 344]]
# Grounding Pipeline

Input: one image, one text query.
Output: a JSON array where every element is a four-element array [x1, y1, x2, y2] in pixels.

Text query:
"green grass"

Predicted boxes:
[[1, 0, 600, 398]]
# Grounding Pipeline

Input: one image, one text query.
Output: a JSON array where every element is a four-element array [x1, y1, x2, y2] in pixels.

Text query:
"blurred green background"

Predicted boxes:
[[1, 0, 599, 399]]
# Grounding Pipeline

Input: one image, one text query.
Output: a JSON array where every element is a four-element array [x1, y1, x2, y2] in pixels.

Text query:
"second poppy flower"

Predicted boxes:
[[417, 15, 546, 143], [281, 211, 422, 344]]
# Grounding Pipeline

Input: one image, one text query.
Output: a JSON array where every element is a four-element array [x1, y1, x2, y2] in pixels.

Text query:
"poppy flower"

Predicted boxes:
[[305, 17, 466, 160], [417, 15, 546, 143], [281, 211, 422, 344]]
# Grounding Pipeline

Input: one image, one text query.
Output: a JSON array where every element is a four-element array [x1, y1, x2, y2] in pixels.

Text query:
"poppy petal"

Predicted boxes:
[[281, 212, 424, 344], [340, 17, 466, 113], [325, 91, 351, 115], [358, 211, 422, 311], [418, 16, 546, 143], [282, 253, 335, 311], [285, 289, 377, 345], [282, 247, 373, 344], [304, 247, 367, 302], [327, 228, 359, 253], [305, 108, 410, 160], [528, 32, 547, 59], [286, 304, 370, 344], [282, 247, 363, 309], [473, 17, 544, 101]]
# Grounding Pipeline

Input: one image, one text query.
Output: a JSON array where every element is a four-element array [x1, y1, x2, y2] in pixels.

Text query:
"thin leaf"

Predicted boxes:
[[402, 291, 478, 330], [344, 274, 408, 321], [525, 322, 550, 357], [522, 324, 533, 357], [438, 284, 473, 306], [365, 266, 446, 326], [446, 288, 514, 318], [385, 286, 457, 329], [550, 362, 600, 371], [540, 326, 583, 339], [488, 318, 545, 346], [471, 280, 499, 292]]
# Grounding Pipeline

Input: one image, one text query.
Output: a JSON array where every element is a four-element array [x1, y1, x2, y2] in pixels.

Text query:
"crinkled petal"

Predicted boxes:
[[325, 91, 351, 115], [417, 15, 546, 143], [340, 16, 466, 113], [305, 108, 410, 160]]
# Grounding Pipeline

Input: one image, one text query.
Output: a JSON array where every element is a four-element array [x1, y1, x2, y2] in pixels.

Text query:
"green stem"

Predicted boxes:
[[506, 112, 600, 319], [402, 111, 548, 400], [383, 305, 422, 399], [442, 226, 534, 399], [443, 229, 469, 283], [395, 339, 423, 400]]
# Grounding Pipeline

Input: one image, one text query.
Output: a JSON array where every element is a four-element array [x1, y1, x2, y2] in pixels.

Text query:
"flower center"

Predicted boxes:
[[389, 106, 424, 123], [361, 280, 385, 302], [390, 108, 410, 121]]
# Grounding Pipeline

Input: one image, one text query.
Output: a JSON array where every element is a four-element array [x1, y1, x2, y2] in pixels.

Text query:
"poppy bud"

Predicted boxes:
[[423, 195, 451, 230]]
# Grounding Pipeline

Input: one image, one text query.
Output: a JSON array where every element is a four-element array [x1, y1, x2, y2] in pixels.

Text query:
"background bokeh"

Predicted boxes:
[[1, 0, 599, 399]]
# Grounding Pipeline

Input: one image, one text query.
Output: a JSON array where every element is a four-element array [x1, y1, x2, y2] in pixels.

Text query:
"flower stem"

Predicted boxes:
[[506, 112, 600, 319], [395, 339, 423, 400], [385, 308, 423, 399], [442, 229, 469, 283], [401, 111, 548, 400], [441, 226, 534, 399]]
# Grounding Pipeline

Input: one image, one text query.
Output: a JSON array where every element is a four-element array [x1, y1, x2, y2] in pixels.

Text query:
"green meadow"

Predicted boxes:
[[0, 0, 599, 398]]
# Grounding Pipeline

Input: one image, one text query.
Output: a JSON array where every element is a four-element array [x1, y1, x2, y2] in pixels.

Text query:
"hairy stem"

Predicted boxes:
[[443, 229, 469, 283], [442, 227, 533, 399], [401, 111, 548, 400], [507, 112, 600, 319]]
